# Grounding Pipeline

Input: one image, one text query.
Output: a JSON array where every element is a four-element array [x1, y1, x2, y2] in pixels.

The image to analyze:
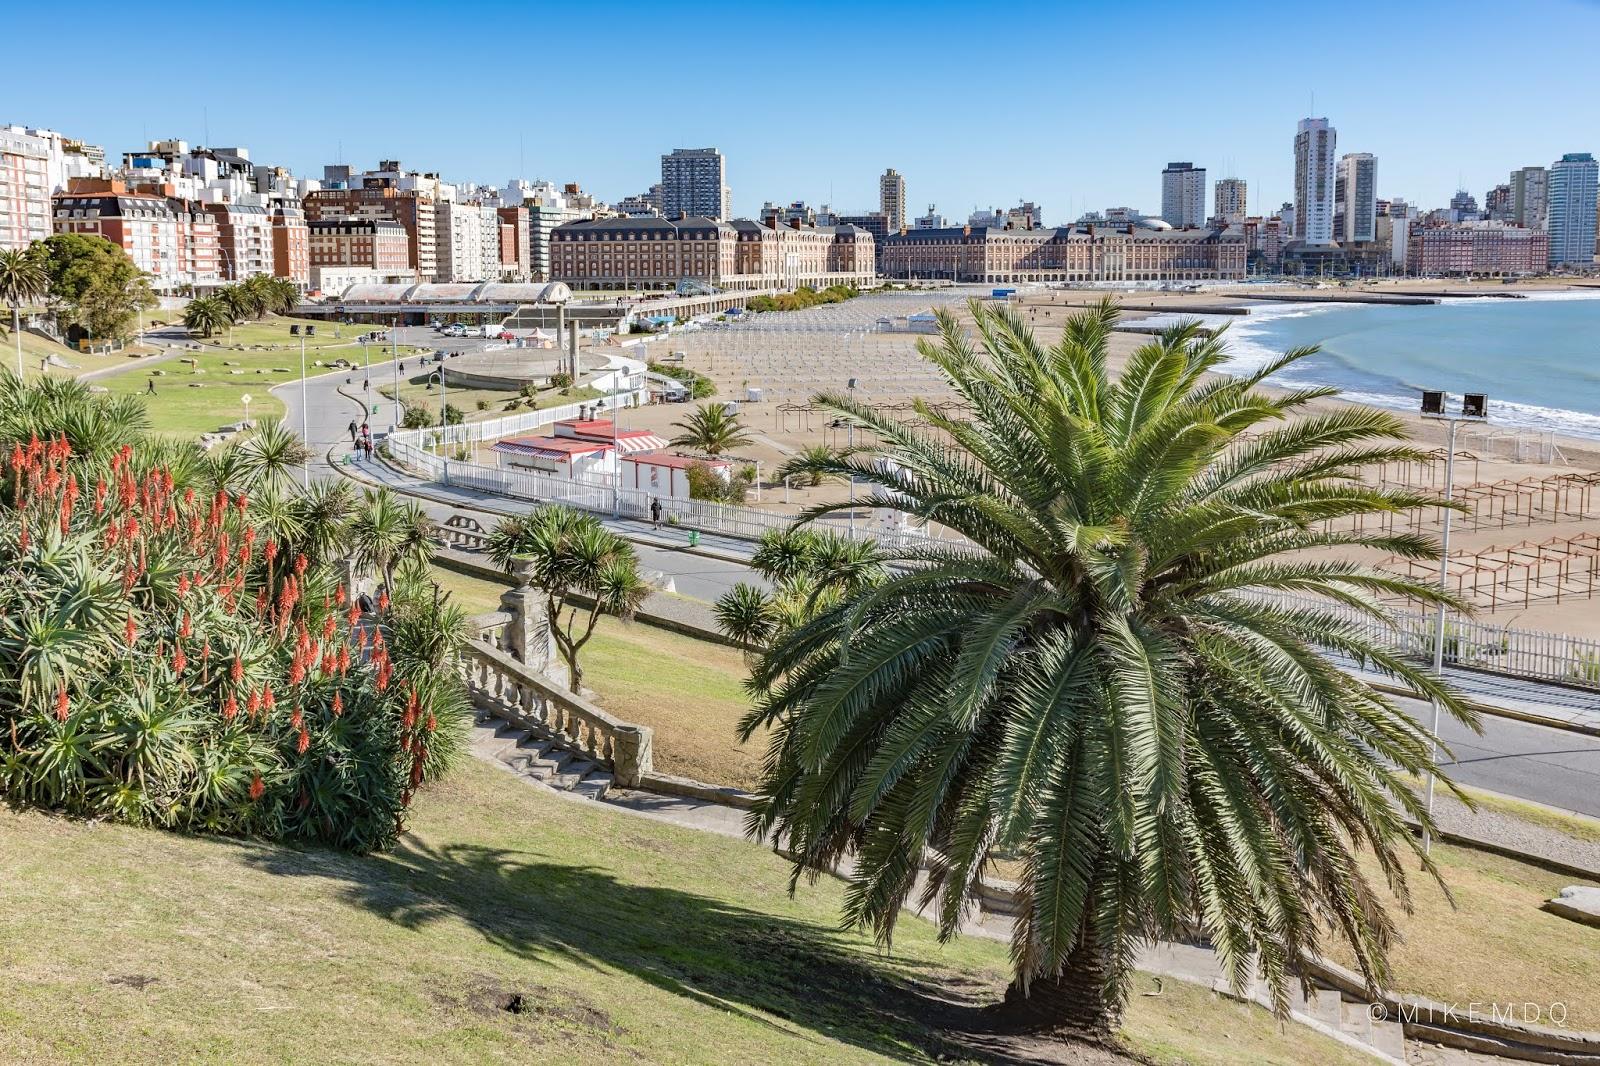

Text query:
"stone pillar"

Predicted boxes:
[[499, 558, 555, 675], [612, 724, 654, 787]]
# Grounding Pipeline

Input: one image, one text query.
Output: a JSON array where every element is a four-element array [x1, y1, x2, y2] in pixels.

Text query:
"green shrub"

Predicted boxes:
[[0, 384, 468, 853], [400, 404, 433, 429]]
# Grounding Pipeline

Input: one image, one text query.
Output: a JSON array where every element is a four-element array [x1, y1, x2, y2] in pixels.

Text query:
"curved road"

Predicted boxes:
[[277, 350, 1600, 819]]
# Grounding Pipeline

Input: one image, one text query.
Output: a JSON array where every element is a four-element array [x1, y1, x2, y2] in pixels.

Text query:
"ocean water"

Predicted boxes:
[[1212, 292, 1600, 439]]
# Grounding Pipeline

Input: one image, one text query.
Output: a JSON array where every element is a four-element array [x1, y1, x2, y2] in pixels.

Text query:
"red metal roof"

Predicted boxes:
[[621, 451, 731, 470], [491, 435, 612, 462]]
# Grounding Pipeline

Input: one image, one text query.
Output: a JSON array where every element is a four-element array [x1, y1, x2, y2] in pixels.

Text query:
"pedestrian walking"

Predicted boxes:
[[347, 419, 358, 443], [363, 438, 373, 462], [650, 497, 662, 529], [145, 378, 156, 396]]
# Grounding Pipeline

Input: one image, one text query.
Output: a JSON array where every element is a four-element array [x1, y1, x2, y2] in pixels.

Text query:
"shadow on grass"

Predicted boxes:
[[240, 836, 1024, 1063]]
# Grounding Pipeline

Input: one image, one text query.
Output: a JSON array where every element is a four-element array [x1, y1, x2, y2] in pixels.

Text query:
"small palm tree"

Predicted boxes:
[[669, 403, 753, 457], [741, 299, 1476, 1040], [237, 418, 311, 492], [777, 443, 855, 488], [0, 247, 50, 376], [182, 296, 232, 339], [349, 488, 434, 597], [486, 506, 649, 689], [266, 277, 301, 316]]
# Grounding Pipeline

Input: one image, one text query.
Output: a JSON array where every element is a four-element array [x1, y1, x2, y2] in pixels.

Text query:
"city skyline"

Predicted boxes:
[[7, 0, 1600, 223]]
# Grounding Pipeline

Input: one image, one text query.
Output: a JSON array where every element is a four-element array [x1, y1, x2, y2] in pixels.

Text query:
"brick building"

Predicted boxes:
[[550, 215, 875, 291], [270, 200, 310, 288], [51, 177, 221, 291], [307, 219, 412, 275], [1405, 222, 1549, 276], [303, 177, 438, 280]]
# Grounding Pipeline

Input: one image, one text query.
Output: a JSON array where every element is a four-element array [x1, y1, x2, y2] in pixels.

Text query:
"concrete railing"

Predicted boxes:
[[461, 622, 652, 786]]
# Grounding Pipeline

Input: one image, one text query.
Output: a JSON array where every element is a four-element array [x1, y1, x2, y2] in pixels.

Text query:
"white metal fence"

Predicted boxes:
[[1245, 589, 1600, 690], [387, 410, 1600, 692]]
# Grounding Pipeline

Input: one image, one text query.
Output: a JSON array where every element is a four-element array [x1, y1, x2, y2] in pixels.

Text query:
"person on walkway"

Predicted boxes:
[[650, 497, 662, 529], [363, 437, 374, 462], [347, 419, 359, 443], [145, 378, 156, 396], [360, 421, 370, 441]]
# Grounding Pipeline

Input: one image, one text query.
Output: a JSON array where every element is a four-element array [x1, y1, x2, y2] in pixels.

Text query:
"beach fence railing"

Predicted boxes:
[[385, 420, 1600, 691], [1241, 589, 1600, 691]]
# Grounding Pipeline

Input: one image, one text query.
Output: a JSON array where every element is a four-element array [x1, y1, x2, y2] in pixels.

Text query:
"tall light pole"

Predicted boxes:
[[299, 332, 310, 486], [846, 377, 857, 540], [1419, 388, 1488, 856], [390, 314, 402, 429]]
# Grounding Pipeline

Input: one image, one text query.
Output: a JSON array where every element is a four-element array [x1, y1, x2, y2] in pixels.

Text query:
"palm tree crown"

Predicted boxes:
[[0, 247, 50, 375], [740, 300, 1476, 1036], [669, 402, 754, 457]]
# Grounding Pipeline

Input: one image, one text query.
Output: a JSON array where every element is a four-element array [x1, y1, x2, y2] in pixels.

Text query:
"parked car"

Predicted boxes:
[[441, 324, 467, 338], [497, 331, 515, 341]]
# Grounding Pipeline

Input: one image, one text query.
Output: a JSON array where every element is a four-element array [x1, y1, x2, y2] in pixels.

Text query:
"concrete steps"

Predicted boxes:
[[469, 713, 613, 801]]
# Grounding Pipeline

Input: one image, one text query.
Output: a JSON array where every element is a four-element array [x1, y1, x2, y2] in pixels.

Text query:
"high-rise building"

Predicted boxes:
[[1547, 152, 1599, 267], [1511, 166, 1548, 230], [879, 168, 906, 232], [1338, 153, 1377, 243], [303, 161, 441, 279], [1160, 162, 1206, 228], [660, 148, 729, 220], [1293, 118, 1337, 246], [1448, 190, 1480, 223], [1485, 184, 1514, 223], [1214, 178, 1247, 224], [1, 126, 102, 250]]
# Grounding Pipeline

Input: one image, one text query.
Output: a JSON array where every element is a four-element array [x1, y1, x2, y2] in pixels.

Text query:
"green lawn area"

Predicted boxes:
[[430, 565, 1600, 1030], [0, 757, 1374, 1065], [1326, 840, 1600, 1029], [432, 565, 764, 789], [379, 373, 602, 427], [91, 315, 424, 437], [2, 328, 161, 381]]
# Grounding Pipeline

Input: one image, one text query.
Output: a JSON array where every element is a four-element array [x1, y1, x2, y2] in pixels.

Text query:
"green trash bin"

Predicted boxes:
[[687, 530, 700, 547]]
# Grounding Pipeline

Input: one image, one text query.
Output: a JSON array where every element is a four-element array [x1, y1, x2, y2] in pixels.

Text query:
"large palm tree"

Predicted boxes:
[[741, 300, 1476, 1039], [0, 247, 50, 376], [182, 295, 232, 339], [669, 402, 754, 457]]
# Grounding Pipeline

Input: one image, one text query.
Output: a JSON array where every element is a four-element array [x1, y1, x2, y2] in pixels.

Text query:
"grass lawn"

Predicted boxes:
[[432, 565, 764, 789], [91, 316, 424, 437], [1326, 842, 1600, 1028], [379, 374, 603, 427], [0, 757, 1372, 1065], [3, 329, 161, 381]]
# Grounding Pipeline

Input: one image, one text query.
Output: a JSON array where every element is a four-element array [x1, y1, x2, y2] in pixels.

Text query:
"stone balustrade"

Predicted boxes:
[[461, 622, 653, 787]]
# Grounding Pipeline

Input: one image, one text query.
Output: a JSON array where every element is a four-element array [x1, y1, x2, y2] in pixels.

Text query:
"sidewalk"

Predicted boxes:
[[330, 434, 1600, 739]]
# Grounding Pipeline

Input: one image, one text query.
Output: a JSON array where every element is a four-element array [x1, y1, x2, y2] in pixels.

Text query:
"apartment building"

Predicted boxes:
[[269, 200, 310, 287], [1406, 222, 1548, 276], [303, 169, 439, 279], [307, 219, 411, 274], [879, 168, 906, 232], [204, 202, 275, 279], [660, 148, 729, 220], [1160, 162, 1207, 228], [1214, 178, 1247, 224], [51, 178, 220, 290], [1, 126, 102, 250]]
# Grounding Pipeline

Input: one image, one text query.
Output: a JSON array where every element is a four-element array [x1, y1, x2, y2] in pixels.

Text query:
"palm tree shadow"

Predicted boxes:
[[240, 837, 1029, 1063]]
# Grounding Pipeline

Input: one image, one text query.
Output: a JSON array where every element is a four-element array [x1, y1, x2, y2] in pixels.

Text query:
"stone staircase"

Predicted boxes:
[[470, 707, 616, 801]]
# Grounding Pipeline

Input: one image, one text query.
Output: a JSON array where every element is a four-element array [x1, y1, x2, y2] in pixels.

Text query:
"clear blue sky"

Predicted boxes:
[[8, 0, 1600, 223]]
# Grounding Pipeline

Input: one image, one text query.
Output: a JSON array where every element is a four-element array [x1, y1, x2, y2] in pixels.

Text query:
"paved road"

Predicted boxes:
[[278, 360, 1600, 819]]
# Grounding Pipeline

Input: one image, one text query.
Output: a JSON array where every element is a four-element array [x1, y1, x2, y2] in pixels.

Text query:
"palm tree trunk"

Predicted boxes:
[[998, 933, 1124, 1038], [12, 304, 22, 377]]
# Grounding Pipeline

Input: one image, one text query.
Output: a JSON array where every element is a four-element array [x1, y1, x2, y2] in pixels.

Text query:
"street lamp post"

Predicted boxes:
[[299, 333, 310, 486], [391, 315, 402, 429], [846, 377, 858, 540], [1419, 389, 1488, 857]]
